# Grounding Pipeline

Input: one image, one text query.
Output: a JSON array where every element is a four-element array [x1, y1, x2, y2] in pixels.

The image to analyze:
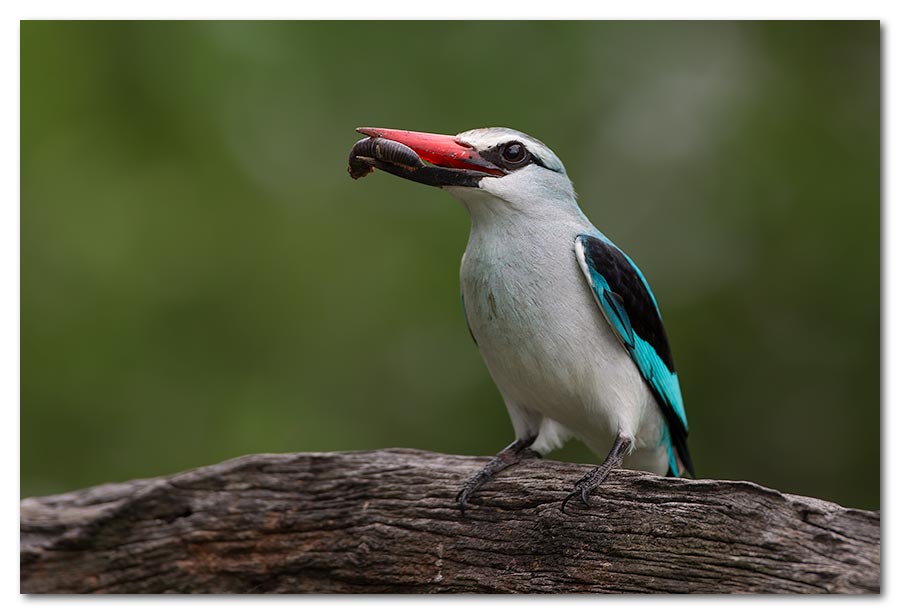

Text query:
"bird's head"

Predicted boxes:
[[349, 127, 577, 217]]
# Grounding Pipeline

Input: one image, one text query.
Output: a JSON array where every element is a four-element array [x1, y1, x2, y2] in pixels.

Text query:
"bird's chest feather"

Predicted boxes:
[[462, 244, 565, 347], [460, 237, 607, 393], [458, 223, 661, 451]]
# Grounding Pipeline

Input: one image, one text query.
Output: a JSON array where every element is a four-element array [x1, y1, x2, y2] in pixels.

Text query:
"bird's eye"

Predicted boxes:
[[500, 142, 527, 165]]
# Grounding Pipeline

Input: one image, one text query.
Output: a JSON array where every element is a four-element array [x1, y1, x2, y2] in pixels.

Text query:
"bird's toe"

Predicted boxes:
[[560, 487, 592, 513], [455, 487, 471, 514]]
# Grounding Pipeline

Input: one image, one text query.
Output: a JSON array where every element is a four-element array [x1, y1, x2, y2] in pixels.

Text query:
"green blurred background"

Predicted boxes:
[[21, 21, 880, 509]]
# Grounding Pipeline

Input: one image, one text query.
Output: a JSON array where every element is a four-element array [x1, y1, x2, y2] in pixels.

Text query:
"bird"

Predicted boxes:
[[348, 126, 694, 512]]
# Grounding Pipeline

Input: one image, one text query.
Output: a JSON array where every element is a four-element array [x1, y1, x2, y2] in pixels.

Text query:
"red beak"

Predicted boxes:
[[356, 127, 502, 176]]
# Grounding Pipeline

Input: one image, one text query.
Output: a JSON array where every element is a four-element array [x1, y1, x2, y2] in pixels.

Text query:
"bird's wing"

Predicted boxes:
[[574, 234, 694, 477]]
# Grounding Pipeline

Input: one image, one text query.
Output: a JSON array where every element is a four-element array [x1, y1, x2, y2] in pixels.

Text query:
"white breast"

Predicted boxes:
[[459, 210, 665, 470]]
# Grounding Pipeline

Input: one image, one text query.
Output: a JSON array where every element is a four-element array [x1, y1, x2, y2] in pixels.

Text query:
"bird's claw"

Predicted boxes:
[[560, 484, 594, 513], [455, 487, 472, 514], [452, 436, 539, 515], [561, 465, 611, 512], [579, 486, 591, 507]]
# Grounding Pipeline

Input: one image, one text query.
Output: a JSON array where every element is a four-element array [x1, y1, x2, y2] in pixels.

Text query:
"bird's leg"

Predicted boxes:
[[561, 433, 632, 512], [456, 435, 538, 513]]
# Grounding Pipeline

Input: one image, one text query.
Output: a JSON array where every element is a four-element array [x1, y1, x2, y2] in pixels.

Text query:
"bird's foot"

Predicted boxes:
[[560, 465, 613, 512], [455, 437, 538, 514], [560, 433, 632, 513]]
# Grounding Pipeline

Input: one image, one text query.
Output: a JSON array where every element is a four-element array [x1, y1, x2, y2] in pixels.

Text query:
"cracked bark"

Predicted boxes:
[[20, 449, 880, 594]]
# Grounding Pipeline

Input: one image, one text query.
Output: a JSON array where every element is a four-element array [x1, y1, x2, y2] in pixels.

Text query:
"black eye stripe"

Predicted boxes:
[[478, 141, 549, 172]]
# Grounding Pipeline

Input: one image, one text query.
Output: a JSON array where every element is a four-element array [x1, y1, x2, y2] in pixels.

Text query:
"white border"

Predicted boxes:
[[7, 2, 893, 611], [7, 1, 898, 20]]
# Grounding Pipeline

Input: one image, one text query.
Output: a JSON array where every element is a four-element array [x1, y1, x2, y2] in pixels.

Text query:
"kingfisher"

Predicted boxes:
[[348, 127, 694, 512]]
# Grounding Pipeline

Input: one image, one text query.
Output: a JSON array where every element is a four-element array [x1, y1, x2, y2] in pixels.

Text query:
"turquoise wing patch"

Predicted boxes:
[[575, 234, 693, 477]]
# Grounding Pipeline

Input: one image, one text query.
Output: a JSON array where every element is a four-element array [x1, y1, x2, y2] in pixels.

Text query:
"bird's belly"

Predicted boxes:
[[462, 257, 661, 453]]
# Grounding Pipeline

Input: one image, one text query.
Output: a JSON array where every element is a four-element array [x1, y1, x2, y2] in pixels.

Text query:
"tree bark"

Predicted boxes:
[[20, 448, 879, 594]]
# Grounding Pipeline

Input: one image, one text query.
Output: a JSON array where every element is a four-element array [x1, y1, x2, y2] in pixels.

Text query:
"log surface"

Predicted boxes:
[[20, 449, 880, 594]]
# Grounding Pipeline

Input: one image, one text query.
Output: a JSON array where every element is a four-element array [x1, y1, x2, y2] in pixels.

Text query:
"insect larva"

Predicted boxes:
[[348, 137, 424, 179]]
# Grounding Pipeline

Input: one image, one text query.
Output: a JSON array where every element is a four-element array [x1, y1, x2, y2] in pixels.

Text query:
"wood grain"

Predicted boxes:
[[20, 449, 880, 594]]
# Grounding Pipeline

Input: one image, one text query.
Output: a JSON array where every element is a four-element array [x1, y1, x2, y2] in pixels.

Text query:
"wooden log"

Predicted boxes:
[[20, 448, 880, 594]]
